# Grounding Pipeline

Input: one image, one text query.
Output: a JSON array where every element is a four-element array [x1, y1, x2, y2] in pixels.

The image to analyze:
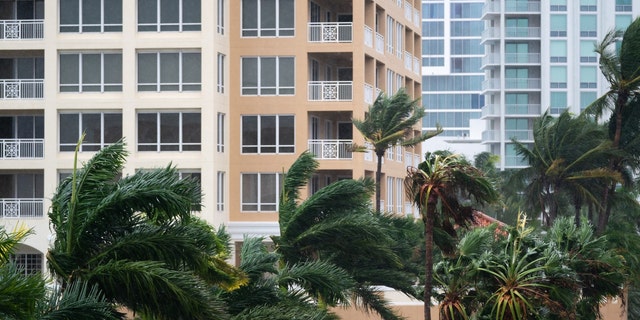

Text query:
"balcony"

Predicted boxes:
[[413, 56, 420, 74], [375, 32, 384, 53], [505, 1, 541, 13], [308, 81, 353, 101], [505, 27, 541, 38], [0, 139, 43, 159], [505, 155, 528, 167], [507, 129, 534, 141], [308, 139, 353, 159], [364, 83, 381, 105], [0, 20, 43, 40], [404, 1, 412, 22], [1, 198, 43, 218], [506, 104, 541, 116], [308, 22, 353, 43], [413, 8, 420, 27], [0, 79, 44, 99], [482, 2, 500, 17], [505, 53, 541, 64], [505, 78, 541, 90], [482, 54, 501, 67], [482, 79, 501, 91], [364, 26, 373, 48], [482, 130, 500, 142], [404, 51, 412, 71]]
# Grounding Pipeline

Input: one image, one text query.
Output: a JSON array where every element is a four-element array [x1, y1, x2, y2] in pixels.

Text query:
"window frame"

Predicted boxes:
[[137, 0, 201, 32], [241, 0, 295, 37], [241, 115, 295, 154], [137, 50, 202, 92], [59, 111, 123, 152], [241, 172, 282, 212], [217, 53, 225, 93], [59, 51, 123, 93], [240, 56, 295, 96], [136, 111, 202, 152], [59, 0, 123, 33], [217, 0, 224, 34], [217, 171, 225, 211], [217, 112, 225, 152]]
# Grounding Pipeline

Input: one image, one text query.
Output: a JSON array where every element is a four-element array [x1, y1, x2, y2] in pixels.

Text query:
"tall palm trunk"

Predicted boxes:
[[423, 195, 437, 320], [376, 150, 384, 213]]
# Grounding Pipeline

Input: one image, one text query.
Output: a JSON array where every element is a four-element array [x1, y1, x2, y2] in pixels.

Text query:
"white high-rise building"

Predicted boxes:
[[423, 0, 640, 169]]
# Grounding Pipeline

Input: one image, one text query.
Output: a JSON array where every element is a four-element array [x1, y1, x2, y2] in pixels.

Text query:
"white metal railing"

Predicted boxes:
[[364, 25, 373, 48], [405, 152, 413, 167], [364, 142, 373, 161], [414, 154, 420, 167], [396, 145, 403, 162], [0, 20, 44, 40], [404, 1, 412, 21], [505, 78, 541, 89], [505, 53, 541, 64], [308, 22, 353, 43], [375, 32, 384, 53], [413, 56, 420, 74], [405, 202, 414, 217], [0, 80, 44, 99], [0, 139, 44, 159], [413, 8, 420, 26], [1, 199, 44, 218], [364, 83, 374, 104], [404, 51, 412, 70], [308, 81, 353, 101], [308, 139, 353, 159]]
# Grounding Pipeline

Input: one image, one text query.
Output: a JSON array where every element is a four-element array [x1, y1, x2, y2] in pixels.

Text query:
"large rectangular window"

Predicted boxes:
[[137, 112, 201, 151], [138, 0, 201, 32], [550, 41, 567, 62], [59, 112, 122, 152], [580, 66, 597, 88], [550, 15, 567, 37], [60, 0, 122, 32], [241, 115, 294, 154], [241, 57, 294, 95], [241, 0, 294, 37], [580, 15, 597, 37], [550, 92, 567, 114], [580, 40, 597, 62], [59, 52, 122, 92], [217, 53, 225, 93], [137, 51, 201, 92], [241, 173, 282, 211], [550, 66, 567, 88]]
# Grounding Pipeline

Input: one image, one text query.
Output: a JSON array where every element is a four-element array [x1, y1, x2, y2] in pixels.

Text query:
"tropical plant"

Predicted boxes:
[[353, 88, 442, 212], [47, 139, 245, 320], [511, 111, 620, 226], [273, 151, 422, 320], [585, 17, 640, 233], [405, 153, 498, 320]]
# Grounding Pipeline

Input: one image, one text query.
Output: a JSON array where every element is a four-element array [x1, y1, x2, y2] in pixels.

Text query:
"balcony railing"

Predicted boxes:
[[404, 1, 412, 21], [413, 56, 420, 74], [413, 8, 420, 26], [1, 198, 44, 218], [0, 139, 44, 159], [364, 25, 373, 48], [0, 20, 44, 40], [404, 51, 412, 71], [308, 81, 353, 101], [506, 104, 541, 115], [505, 156, 529, 167], [364, 83, 374, 104], [482, 79, 501, 91], [0, 80, 44, 99], [309, 139, 353, 159], [308, 22, 353, 43], [507, 129, 534, 141], [482, 130, 500, 141], [375, 32, 384, 53], [505, 53, 541, 64], [483, 54, 501, 66], [505, 27, 541, 38], [505, 78, 541, 89], [364, 142, 373, 161]]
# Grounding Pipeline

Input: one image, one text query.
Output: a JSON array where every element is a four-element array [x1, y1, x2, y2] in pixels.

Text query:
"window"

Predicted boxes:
[[580, 66, 597, 88], [60, 0, 122, 32], [451, 3, 483, 19], [580, 0, 596, 11], [550, 15, 567, 37], [217, 171, 225, 211], [137, 112, 201, 151], [616, 15, 632, 31], [241, 0, 294, 37], [580, 40, 597, 62], [386, 176, 394, 212], [11, 253, 43, 275], [137, 51, 201, 92], [423, 57, 444, 66], [59, 52, 122, 92], [451, 57, 482, 73], [505, 18, 529, 37], [241, 115, 294, 153], [550, 41, 567, 62], [550, 92, 567, 114], [217, 0, 224, 34], [396, 178, 403, 214], [59, 112, 122, 152], [386, 69, 395, 94], [422, 21, 444, 37], [616, 0, 632, 12], [580, 15, 597, 37], [396, 22, 403, 58], [241, 57, 294, 95], [217, 53, 225, 93], [423, 40, 444, 55], [422, 3, 443, 19], [217, 112, 225, 152], [550, 66, 567, 88], [581, 91, 597, 110], [450, 21, 483, 37], [387, 16, 395, 53], [138, 0, 201, 32], [450, 39, 484, 55], [550, 0, 567, 11], [241, 173, 282, 211]]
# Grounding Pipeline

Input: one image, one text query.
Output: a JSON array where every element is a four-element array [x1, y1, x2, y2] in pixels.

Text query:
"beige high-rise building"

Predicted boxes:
[[0, 0, 422, 276]]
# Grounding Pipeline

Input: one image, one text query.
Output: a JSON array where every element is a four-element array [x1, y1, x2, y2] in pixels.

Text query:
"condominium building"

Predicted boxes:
[[422, 0, 640, 169], [0, 0, 423, 276]]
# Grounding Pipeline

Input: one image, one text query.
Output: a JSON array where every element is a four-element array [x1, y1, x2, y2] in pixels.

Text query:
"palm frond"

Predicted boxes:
[[40, 281, 122, 320]]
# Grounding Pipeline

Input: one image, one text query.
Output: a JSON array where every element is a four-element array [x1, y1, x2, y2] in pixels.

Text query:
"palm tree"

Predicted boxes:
[[405, 153, 498, 320], [47, 139, 245, 320], [585, 17, 640, 233], [274, 151, 422, 320], [511, 111, 620, 226], [353, 88, 442, 212]]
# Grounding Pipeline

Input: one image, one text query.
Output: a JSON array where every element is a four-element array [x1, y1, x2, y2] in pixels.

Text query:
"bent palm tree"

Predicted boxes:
[[353, 88, 442, 212], [405, 153, 498, 320], [47, 140, 245, 320]]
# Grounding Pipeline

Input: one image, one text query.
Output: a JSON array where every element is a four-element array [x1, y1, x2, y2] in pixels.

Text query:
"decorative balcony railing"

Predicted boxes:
[[309, 139, 353, 159], [0, 80, 44, 99], [308, 81, 353, 101], [308, 22, 353, 43], [364, 25, 373, 48], [1, 198, 44, 218], [0, 20, 44, 40], [0, 139, 44, 159]]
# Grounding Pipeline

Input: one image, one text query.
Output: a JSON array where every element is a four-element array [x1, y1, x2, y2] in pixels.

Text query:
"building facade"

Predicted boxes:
[[0, 0, 422, 274], [422, 0, 640, 169]]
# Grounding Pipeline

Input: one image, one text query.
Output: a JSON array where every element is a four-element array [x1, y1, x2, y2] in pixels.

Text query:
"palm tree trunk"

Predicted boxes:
[[376, 152, 384, 213], [423, 197, 436, 320], [599, 97, 625, 233]]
